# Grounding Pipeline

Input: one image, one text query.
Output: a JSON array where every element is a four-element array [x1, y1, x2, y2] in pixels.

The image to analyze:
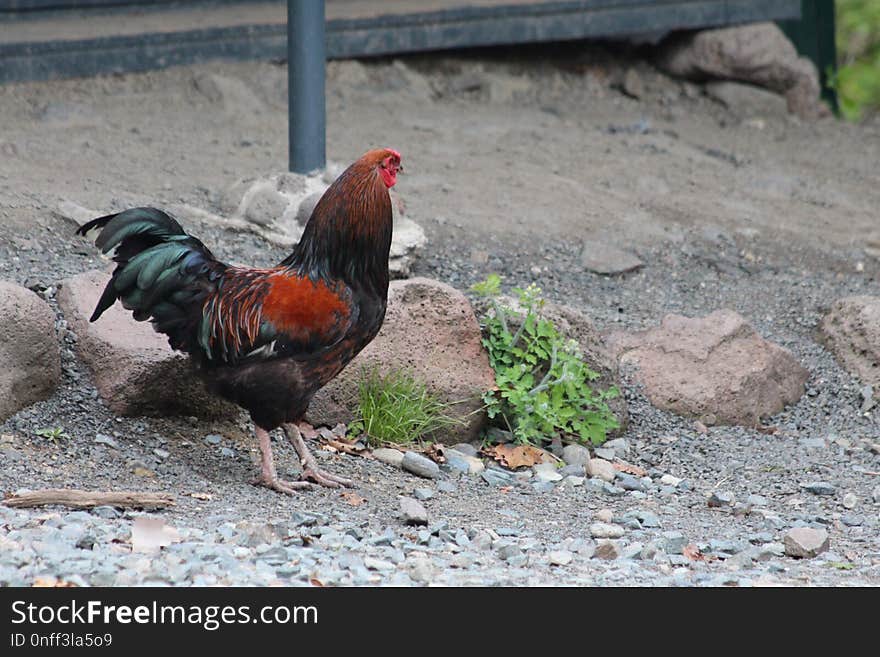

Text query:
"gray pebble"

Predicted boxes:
[[801, 481, 836, 496], [91, 506, 120, 519], [437, 481, 458, 494], [401, 452, 440, 479], [413, 487, 434, 501], [204, 434, 222, 445], [662, 531, 688, 555], [561, 444, 591, 467], [708, 491, 735, 507], [399, 496, 428, 526]]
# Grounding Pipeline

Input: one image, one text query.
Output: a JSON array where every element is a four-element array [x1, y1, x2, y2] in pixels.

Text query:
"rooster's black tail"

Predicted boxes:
[[77, 207, 225, 353]]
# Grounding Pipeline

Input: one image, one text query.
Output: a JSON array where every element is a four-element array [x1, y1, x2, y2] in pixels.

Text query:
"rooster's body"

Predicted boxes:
[[77, 148, 402, 493]]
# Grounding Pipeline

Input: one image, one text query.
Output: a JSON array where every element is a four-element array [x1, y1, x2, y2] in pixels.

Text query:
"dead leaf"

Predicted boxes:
[[189, 492, 212, 501], [321, 437, 369, 457], [612, 460, 647, 477], [482, 444, 545, 469], [131, 516, 179, 553], [309, 577, 324, 587], [499, 486, 513, 494], [755, 425, 779, 435], [33, 576, 76, 588], [340, 491, 366, 507], [425, 443, 447, 464]]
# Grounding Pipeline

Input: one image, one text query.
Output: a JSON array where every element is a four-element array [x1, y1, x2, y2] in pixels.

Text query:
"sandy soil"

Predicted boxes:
[[1, 43, 879, 586]]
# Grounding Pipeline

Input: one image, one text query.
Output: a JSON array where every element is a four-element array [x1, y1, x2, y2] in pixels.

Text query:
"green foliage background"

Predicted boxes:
[[836, 0, 880, 120]]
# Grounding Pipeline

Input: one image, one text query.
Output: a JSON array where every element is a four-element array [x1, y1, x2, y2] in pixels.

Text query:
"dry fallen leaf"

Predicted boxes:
[[321, 437, 369, 457], [612, 460, 648, 477], [683, 544, 705, 561], [309, 577, 324, 587], [131, 516, 180, 553], [340, 491, 366, 507], [755, 425, 779, 435], [33, 576, 76, 588], [189, 492, 212, 501], [483, 444, 545, 469], [425, 443, 447, 464]]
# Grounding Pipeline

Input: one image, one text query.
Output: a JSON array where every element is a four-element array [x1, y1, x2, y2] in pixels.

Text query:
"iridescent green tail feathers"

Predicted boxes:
[[76, 207, 224, 354]]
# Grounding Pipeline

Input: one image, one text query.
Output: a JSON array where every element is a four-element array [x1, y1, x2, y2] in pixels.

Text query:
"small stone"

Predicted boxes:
[[798, 437, 826, 449], [593, 447, 616, 461], [220, 447, 235, 458], [635, 511, 661, 528], [76, 535, 97, 550], [660, 474, 683, 487], [437, 481, 457, 494], [801, 481, 836, 496], [580, 242, 643, 275], [621, 68, 644, 99], [481, 469, 514, 487], [590, 522, 625, 539], [398, 496, 428, 526], [401, 451, 440, 479], [586, 458, 616, 482], [91, 506, 120, 519], [533, 462, 563, 482], [532, 481, 556, 493], [373, 448, 405, 467], [561, 444, 591, 467], [563, 475, 585, 487], [364, 556, 395, 571], [94, 434, 119, 449], [708, 491, 735, 507], [593, 541, 621, 560], [615, 473, 646, 492], [662, 531, 687, 555], [153, 448, 169, 460], [872, 485, 880, 504], [450, 443, 478, 457], [548, 550, 573, 566], [413, 487, 434, 501], [496, 542, 521, 561], [746, 494, 769, 507], [842, 493, 858, 509], [604, 438, 630, 455], [461, 455, 485, 475], [204, 434, 222, 445], [840, 514, 863, 527], [595, 509, 614, 523], [783, 527, 830, 559], [757, 542, 786, 560], [443, 452, 471, 474]]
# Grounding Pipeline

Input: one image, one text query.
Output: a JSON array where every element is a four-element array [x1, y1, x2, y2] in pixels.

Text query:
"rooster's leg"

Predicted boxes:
[[251, 426, 314, 494], [283, 423, 354, 488]]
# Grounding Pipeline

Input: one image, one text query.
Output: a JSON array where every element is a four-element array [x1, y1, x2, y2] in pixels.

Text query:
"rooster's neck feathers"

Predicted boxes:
[[283, 155, 392, 295]]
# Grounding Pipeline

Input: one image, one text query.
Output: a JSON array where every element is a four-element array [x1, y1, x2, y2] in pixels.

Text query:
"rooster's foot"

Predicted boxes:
[[251, 474, 314, 495], [285, 423, 354, 489]]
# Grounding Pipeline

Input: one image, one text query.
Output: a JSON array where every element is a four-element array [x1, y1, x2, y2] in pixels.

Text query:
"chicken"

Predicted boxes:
[[76, 148, 402, 494]]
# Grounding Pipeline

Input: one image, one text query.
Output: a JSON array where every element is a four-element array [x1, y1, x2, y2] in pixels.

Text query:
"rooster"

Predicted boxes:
[[76, 148, 402, 494]]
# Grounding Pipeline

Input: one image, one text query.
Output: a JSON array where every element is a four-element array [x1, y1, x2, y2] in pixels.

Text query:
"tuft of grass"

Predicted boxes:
[[35, 427, 70, 443], [348, 369, 461, 447]]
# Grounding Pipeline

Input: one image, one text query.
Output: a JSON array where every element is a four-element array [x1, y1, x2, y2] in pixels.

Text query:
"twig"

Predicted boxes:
[[3, 489, 175, 510]]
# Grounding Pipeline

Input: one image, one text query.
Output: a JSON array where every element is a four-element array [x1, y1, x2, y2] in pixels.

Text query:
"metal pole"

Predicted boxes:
[[288, 0, 326, 173]]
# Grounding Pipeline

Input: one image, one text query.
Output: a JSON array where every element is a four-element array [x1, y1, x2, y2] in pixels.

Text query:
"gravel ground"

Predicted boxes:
[[1, 45, 879, 586]]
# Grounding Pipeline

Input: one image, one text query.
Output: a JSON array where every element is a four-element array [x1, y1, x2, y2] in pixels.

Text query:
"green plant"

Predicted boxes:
[[836, 0, 880, 120], [35, 427, 70, 443], [348, 369, 461, 447], [472, 275, 619, 447]]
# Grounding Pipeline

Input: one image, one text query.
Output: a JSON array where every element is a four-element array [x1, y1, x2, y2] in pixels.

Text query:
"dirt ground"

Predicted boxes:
[[1, 43, 879, 586]]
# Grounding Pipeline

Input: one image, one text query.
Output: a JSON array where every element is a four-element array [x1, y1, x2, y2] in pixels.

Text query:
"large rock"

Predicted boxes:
[[819, 296, 880, 387], [609, 309, 808, 426], [57, 270, 236, 418], [218, 171, 426, 278], [0, 282, 61, 420], [307, 278, 495, 443], [657, 23, 829, 120]]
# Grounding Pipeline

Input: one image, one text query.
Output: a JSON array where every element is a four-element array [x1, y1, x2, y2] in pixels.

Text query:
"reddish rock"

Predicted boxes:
[[0, 281, 61, 420], [609, 309, 808, 426], [307, 278, 495, 442], [819, 296, 880, 387], [657, 22, 829, 120], [57, 270, 236, 418]]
